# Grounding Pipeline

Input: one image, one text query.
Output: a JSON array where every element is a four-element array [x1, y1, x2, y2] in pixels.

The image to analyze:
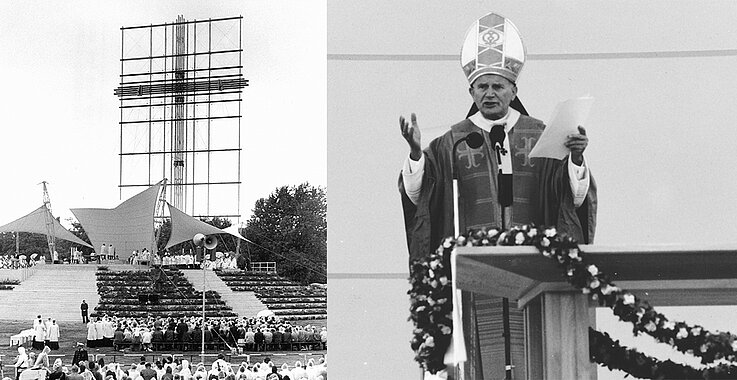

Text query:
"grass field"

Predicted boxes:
[[0, 319, 326, 376]]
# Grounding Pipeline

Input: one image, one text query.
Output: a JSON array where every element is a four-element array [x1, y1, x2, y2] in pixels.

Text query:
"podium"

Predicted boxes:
[[454, 244, 737, 379]]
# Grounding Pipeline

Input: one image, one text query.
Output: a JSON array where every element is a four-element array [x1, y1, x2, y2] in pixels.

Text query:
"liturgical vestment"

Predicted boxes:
[[400, 114, 597, 379]]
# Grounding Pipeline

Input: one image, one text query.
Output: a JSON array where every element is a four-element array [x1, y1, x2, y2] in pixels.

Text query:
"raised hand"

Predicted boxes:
[[400, 113, 422, 160], [565, 125, 588, 165]]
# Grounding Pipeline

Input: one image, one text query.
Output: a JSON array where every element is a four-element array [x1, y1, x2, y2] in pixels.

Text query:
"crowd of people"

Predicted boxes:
[[128, 249, 152, 265], [84, 315, 326, 353], [11, 351, 327, 380], [0, 254, 41, 269], [144, 252, 240, 271]]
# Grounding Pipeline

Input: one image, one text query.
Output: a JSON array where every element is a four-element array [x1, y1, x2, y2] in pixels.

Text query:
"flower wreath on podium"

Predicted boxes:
[[409, 225, 737, 379]]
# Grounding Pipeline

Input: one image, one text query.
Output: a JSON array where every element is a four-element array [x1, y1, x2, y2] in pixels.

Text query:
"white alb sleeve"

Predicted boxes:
[[568, 156, 590, 208], [402, 154, 425, 205]]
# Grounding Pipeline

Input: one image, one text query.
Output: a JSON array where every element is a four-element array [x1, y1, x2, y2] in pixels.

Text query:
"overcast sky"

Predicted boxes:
[[0, 1, 326, 227]]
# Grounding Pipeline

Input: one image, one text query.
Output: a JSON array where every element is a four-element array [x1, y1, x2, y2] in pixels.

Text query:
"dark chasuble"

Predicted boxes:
[[399, 106, 597, 379]]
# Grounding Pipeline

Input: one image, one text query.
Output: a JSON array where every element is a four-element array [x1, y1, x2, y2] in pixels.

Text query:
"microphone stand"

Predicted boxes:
[[447, 132, 482, 380], [493, 140, 513, 380], [450, 137, 465, 380]]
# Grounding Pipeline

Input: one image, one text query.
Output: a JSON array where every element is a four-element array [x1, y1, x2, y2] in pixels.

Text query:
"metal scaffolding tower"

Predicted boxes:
[[114, 15, 247, 221], [39, 181, 56, 258]]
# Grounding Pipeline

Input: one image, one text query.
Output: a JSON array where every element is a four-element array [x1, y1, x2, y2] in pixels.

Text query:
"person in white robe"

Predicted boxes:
[[86, 320, 98, 348], [47, 320, 60, 350]]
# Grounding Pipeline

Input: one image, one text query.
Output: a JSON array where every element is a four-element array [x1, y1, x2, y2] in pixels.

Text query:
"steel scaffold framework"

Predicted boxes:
[[115, 15, 247, 222]]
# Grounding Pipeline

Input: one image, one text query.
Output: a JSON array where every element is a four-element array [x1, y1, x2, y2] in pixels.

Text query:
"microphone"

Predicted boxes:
[[489, 124, 513, 207], [465, 132, 483, 149], [489, 125, 507, 155]]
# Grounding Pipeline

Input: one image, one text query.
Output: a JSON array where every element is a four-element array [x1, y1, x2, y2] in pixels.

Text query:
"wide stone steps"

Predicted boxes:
[[0, 263, 100, 322]]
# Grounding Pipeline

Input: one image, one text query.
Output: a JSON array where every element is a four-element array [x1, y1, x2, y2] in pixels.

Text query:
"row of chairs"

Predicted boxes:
[[112, 340, 326, 352]]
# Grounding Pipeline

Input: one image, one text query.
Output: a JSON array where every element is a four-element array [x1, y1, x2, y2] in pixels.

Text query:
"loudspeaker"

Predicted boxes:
[[204, 235, 218, 250], [192, 233, 206, 246]]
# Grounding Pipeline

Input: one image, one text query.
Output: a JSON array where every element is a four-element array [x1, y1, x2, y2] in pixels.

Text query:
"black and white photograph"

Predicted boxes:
[[328, 1, 737, 379], [3, 1, 737, 379], [0, 2, 326, 380]]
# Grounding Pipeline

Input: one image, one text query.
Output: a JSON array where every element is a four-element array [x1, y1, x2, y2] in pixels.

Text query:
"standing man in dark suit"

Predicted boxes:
[[80, 300, 89, 323]]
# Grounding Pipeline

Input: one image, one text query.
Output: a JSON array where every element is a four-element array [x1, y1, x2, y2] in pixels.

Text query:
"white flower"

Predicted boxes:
[[568, 249, 579, 260], [587, 265, 599, 276], [566, 269, 574, 277], [528, 228, 538, 237], [644, 321, 657, 332], [545, 227, 557, 237], [481, 238, 489, 245], [623, 293, 635, 305], [430, 280, 438, 288], [676, 328, 688, 339], [636, 309, 645, 321], [427, 298, 435, 306], [425, 336, 435, 347], [439, 276, 448, 286], [662, 320, 675, 330], [515, 232, 525, 245], [731, 340, 737, 352], [456, 236, 467, 246], [582, 288, 590, 294], [442, 238, 454, 248], [591, 294, 599, 301], [428, 269, 435, 279], [436, 298, 447, 305], [540, 237, 550, 248], [692, 326, 702, 336], [542, 249, 552, 257], [589, 279, 600, 289], [701, 344, 709, 353], [601, 285, 613, 295], [430, 259, 440, 270], [440, 325, 452, 335], [498, 232, 507, 243], [487, 228, 499, 238]]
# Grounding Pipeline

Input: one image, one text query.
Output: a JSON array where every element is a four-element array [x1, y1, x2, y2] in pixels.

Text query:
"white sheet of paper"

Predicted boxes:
[[528, 96, 595, 160]]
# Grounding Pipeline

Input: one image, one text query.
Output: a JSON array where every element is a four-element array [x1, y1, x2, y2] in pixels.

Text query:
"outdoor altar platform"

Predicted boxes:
[[455, 244, 737, 380]]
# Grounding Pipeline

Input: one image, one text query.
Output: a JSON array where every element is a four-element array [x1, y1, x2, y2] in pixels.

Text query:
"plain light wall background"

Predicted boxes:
[[327, 1, 737, 379]]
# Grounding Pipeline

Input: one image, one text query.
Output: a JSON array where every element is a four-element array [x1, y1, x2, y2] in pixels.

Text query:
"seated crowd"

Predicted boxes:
[[0, 255, 39, 269], [86, 315, 327, 352], [130, 251, 238, 271], [11, 351, 326, 380]]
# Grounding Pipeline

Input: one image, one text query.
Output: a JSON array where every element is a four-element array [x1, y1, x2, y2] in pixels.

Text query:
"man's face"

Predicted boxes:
[[469, 74, 517, 120]]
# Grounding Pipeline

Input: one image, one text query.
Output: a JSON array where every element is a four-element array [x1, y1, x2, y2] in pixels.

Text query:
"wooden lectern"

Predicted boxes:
[[454, 244, 737, 379]]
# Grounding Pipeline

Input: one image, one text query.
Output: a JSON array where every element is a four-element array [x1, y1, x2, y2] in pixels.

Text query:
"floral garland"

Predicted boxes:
[[408, 224, 737, 378], [408, 242, 454, 374], [589, 328, 737, 379]]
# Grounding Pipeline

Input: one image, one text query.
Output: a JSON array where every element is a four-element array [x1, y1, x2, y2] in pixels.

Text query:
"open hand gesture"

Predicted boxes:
[[399, 113, 422, 160]]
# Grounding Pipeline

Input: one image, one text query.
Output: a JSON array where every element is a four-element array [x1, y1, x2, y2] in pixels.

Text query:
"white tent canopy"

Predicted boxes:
[[71, 180, 163, 261], [223, 225, 252, 243], [165, 202, 250, 249], [0, 205, 93, 248]]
